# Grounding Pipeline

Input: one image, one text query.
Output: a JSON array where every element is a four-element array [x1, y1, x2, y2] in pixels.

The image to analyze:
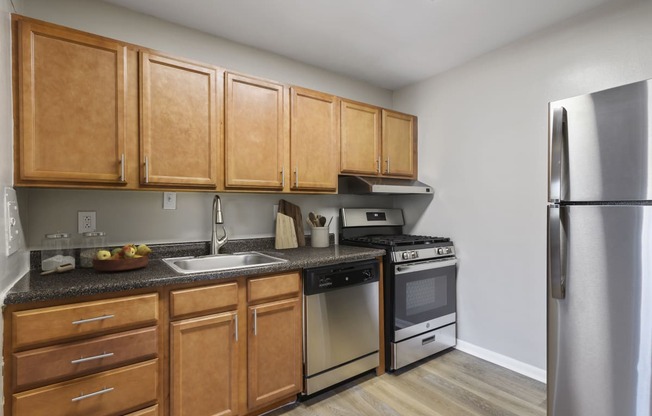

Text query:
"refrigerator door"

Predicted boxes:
[[549, 79, 652, 203], [548, 205, 652, 416]]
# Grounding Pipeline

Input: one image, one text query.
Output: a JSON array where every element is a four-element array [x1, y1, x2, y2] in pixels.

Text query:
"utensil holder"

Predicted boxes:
[[311, 227, 329, 248]]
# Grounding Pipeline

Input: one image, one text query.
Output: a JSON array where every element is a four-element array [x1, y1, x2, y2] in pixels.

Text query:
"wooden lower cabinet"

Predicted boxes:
[[12, 359, 158, 416], [170, 312, 239, 416], [247, 298, 302, 410]]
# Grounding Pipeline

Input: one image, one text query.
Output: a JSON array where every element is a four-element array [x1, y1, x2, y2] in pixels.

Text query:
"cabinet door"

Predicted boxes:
[[290, 87, 338, 191], [225, 73, 286, 190], [170, 312, 238, 416], [381, 110, 416, 178], [248, 298, 302, 410], [340, 100, 381, 175], [140, 53, 219, 187], [17, 20, 127, 184]]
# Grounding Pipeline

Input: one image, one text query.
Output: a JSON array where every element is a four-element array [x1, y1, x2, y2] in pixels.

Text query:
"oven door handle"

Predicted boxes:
[[395, 259, 457, 274]]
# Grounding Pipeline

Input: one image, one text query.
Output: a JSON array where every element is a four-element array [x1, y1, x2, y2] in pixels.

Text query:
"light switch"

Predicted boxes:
[[163, 192, 177, 210]]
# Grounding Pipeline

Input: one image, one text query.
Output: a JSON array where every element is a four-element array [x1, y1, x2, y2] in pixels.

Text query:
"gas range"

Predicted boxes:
[[339, 207, 458, 371], [339, 209, 455, 264]]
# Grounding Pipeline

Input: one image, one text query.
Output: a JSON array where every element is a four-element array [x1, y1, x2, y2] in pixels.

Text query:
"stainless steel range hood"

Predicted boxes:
[[338, 176, 434, 195]]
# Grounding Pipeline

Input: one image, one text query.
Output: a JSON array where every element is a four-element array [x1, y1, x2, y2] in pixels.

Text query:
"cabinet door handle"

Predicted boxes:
[[386, 157, 390, 174], [294, 166, 299, 188], [281, 167, 285, 188], [377, 156, 381, 174], [144, 156, 150, 184], [119, 153, 125, 182], [234, 313, 238, 342], [70, 352, 114, 364], [71, 387, 114, 402], [72, 314, 115, 325], [253, 309, 257, 336]]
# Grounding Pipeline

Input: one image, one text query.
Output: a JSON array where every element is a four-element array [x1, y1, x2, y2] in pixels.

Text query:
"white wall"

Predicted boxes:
[[393, 0, 652, 374], [17, 0, 395, 249], [0, 0, 29, 291]]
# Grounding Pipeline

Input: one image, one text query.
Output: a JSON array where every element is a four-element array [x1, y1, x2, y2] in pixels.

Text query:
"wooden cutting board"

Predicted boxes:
[[275, 213, 298, 249], [278, 200, 305, 246]]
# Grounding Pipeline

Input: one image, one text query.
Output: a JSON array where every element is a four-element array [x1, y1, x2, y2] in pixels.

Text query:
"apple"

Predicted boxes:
[[96, 250, 111, 260], [136, 244, 152, 256], [111, 247, 123, 257], [122, 244, 137, 258]]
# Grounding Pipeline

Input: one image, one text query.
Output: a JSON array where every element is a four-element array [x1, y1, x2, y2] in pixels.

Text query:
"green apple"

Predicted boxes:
[[96, 250, 111, 260]]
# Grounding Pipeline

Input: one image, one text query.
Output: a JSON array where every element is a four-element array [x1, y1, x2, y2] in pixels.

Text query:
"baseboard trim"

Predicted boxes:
[[455, 340, 546, 383]]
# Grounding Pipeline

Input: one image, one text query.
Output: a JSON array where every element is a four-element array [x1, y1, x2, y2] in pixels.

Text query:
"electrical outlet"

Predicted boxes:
[[78, 211, 96, 233]]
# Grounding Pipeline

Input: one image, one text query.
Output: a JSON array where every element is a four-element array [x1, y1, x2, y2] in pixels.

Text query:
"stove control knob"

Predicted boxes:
[[437, 248, 445, 255], [411, 251, 418, 259], [445, 247, 452, 254], [402, 252, 410, 260]]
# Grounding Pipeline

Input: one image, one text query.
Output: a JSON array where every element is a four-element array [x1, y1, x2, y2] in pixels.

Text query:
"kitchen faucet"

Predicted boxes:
[[210, 195, 227, 255]]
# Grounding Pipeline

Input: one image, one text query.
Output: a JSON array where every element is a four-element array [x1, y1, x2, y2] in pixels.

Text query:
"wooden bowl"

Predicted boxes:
[[93, 256, 149, 272]]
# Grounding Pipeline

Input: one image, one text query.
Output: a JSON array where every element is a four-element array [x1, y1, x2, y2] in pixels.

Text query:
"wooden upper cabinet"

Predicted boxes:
[[340, 100, 381, 175], [381, 110, 417, 178], [16, 20, 127, 184], [140, 52, 220, 187], [290, 87, 339, 191], [225, 73, 286, 190]]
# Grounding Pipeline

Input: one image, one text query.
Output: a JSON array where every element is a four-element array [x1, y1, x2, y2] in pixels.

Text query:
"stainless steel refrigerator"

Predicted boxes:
[[548, 79, 652, 416]]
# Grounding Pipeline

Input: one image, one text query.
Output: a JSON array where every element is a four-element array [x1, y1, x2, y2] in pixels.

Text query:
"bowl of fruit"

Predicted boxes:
[[93, 244, 152, 272]]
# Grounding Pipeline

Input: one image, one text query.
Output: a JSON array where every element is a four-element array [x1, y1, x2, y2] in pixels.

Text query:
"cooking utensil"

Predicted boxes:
[[40, 263, 74, 276], [327, 216, 333, 228], [319, 216, 326, 227]]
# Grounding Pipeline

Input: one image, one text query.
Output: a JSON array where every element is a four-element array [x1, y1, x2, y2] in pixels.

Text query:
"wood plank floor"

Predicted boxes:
[[266, 350, 547, 416]]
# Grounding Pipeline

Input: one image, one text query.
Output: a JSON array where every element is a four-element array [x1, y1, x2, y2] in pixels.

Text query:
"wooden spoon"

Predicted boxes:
[[319, 216, 326, 227]]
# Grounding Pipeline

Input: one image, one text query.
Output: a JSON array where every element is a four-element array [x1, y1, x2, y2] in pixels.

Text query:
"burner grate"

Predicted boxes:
[[345, 234, 450, 246]]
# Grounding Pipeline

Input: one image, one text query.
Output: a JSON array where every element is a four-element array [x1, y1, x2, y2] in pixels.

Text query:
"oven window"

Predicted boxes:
[[394, 262, 456, 332], [406, 277, 447, 316]]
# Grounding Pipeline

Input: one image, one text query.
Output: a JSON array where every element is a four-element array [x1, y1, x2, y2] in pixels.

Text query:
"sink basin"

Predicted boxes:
[[163, 252, 287, 274]]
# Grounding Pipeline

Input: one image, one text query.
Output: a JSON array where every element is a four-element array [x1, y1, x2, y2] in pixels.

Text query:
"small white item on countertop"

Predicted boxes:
[[41, 255, 75, 272]]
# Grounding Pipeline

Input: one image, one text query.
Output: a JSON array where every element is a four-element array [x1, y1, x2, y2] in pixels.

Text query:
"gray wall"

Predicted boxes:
[[393, 0, 652, 377], [17, 0, 396, 250]]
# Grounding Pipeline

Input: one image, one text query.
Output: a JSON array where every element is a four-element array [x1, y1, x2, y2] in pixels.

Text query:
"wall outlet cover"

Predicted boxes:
[[78, 211, 96, 233]]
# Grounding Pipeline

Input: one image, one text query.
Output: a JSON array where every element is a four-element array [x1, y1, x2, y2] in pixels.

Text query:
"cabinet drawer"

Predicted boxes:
[[170, 282, 238, 318], [13, 326, 158, 390], [248, 272, 300, 303], [126, 404, 159, 416], [12, 294, 158, 349], [13, 359, 158, 416]]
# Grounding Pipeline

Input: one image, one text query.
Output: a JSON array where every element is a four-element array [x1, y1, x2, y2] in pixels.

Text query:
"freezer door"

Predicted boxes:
[[549, 79, 652, 202], [548, 205, 652, 416]]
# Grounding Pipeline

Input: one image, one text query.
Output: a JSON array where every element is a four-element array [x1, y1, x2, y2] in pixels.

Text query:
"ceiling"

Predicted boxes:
[[102, 0, 625, 90]]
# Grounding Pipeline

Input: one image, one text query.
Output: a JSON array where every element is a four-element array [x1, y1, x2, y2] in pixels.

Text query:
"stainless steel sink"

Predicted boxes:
[[163, 251, 287, 274]]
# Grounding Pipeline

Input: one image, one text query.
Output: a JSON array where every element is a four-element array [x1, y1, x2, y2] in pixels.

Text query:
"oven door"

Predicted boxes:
[[393, 258, 457, 342]]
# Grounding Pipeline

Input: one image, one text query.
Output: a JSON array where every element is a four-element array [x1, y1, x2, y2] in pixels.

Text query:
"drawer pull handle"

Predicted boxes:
[[70, 352, 114, 364], [422, 335, 436, 345], [72, 314, 115, 325], [71, 386, 114, 402]]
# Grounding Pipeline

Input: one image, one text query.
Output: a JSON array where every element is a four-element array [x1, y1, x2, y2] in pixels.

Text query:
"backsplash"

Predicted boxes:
[[18, 188, 373, 250]]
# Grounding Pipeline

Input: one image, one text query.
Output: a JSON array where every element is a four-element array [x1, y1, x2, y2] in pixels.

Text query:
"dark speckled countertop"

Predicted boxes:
[[5, 239, 385, 305]]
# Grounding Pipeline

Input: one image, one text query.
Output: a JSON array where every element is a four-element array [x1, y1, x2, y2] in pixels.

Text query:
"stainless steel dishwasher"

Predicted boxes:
[[303, 259, 380, 395]]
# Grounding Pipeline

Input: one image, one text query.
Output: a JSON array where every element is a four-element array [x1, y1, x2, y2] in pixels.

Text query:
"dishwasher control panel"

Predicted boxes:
[[304, 259, 380, 295]]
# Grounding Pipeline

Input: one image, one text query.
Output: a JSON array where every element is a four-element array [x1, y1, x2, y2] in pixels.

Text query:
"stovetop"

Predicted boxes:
[[343, 234, 450, 247]]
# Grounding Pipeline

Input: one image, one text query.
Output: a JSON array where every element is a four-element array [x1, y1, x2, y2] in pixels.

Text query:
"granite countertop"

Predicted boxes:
[[5, 240, 385, 305]]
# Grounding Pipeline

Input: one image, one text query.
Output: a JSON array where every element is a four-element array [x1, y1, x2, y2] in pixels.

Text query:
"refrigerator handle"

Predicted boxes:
[[548, 205, 565, 299], [549, 106, 567, 203]]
